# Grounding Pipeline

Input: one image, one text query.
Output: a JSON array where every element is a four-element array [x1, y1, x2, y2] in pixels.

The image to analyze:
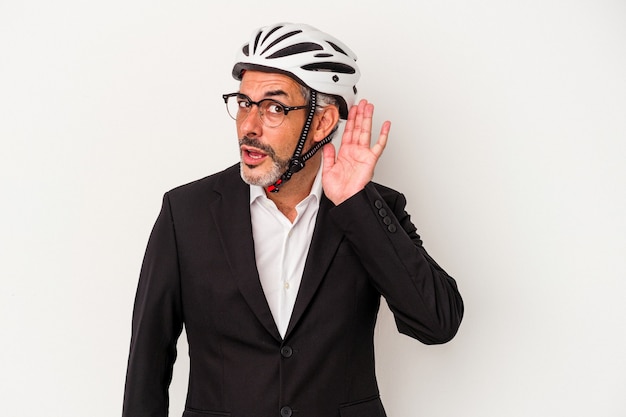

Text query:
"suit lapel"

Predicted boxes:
[[210, 166, 282, 341], [284, 195, 344, 339]]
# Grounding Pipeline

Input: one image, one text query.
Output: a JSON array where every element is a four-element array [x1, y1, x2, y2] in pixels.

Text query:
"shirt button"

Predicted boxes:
[[281, 346, 293, 358], [280, 406, 293, 417], [284, 282, 290, 289]]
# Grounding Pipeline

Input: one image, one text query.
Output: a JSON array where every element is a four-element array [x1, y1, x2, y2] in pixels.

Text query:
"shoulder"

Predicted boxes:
[[165, 163, 244, 204]]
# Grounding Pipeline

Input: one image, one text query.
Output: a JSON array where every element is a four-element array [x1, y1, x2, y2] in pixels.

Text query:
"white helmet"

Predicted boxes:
[[232, 22, 360, 119]]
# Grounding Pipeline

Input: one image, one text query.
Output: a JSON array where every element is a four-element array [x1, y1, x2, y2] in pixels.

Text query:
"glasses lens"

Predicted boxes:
[[224, 95, 287, 127], [225, 95, 244, 120], [259, 100, 286, 128]]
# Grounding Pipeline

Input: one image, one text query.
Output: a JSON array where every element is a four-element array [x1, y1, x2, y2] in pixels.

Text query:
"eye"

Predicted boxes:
[[265, 102, 285, 115], [237, 98, 251, 109]]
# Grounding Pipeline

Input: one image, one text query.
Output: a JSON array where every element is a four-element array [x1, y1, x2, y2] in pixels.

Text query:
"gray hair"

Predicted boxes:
[[298, 85, 341, 140], [299, 85, 340, 115]]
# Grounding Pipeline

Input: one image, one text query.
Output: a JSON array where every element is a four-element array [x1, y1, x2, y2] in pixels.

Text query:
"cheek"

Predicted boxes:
[[281, 122, 306, 150], [271, 126, 302, 157], [235, 120, 245, 138]]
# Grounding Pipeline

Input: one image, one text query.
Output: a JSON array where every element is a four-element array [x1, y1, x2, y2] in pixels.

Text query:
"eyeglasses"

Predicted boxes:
[[222, 93, 308, 128]]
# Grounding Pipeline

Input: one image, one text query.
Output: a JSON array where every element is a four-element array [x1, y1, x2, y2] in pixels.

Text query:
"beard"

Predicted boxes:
[[238, 136, 290, 187]]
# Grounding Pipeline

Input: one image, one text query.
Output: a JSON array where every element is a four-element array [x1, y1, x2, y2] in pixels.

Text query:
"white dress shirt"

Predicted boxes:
[[249, 164, 323, 338]]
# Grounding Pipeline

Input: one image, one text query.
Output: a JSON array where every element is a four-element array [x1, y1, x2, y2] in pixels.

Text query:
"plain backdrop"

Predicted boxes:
[[1, 1, 625, 416]]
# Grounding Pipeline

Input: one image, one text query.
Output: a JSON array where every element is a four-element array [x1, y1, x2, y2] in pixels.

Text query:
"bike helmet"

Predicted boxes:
[[232, 22, 360, 119]]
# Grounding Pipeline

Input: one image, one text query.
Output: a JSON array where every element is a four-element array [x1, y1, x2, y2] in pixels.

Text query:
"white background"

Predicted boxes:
[[1, 1, 625, 416]]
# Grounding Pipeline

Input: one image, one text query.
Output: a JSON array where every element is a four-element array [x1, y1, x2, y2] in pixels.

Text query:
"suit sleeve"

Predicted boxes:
[[329, 183, 464, 344], [122, 193, 184, 417]]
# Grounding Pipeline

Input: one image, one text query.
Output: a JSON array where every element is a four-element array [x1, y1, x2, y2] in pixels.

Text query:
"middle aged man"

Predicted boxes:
[[123, 22, 464, 417]]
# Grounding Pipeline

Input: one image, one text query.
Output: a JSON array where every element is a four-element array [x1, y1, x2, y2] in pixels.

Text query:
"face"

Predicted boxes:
[[235, 71, 309, 187]]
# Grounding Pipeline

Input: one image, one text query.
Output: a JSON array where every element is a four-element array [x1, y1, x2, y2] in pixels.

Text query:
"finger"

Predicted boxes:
[[371, 120, 391, 158], [342, 105, 358, 143], [357, 102, 374, 146], [322, 142, 336, 174], [352, 100, 368, 143]]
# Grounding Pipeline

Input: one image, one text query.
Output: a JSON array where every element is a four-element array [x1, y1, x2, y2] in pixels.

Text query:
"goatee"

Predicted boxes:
[[238, 137, 290, 187]]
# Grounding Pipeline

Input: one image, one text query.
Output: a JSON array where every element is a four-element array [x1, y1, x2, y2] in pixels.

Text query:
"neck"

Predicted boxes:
[[266, 154, 321, 222]]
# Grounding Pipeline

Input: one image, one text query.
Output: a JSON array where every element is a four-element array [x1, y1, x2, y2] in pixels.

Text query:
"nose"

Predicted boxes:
[[238, 105, 263, 138]]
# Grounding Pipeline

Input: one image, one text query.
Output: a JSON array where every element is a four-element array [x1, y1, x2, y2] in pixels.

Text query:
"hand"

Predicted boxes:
[[322, 99, 391, 205]]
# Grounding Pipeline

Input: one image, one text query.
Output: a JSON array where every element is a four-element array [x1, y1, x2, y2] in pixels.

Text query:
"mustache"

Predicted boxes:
[[238, 137, 277, 159]]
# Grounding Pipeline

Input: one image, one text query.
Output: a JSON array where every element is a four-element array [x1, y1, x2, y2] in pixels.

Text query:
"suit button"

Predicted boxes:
[[383, 216, 392, 225], [280, 346, 293, 358], [388, 224, 397, 233], [374, 199, 383, 209], [280, 406, 293, 417], [378, 208, 387, 217]]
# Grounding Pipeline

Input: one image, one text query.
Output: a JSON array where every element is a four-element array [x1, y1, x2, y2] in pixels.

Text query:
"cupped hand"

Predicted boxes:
[[322, 99, 391, 205]]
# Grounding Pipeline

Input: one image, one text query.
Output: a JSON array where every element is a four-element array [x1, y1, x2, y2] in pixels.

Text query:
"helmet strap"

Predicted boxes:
[[267, 90, 335, 193]]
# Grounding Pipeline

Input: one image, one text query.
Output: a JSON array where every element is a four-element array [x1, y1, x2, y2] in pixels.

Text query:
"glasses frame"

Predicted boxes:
[[222, 92, 309, 127]]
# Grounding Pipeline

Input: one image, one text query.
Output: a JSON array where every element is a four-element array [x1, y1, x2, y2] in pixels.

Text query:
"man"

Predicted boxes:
[[122, 23, 463, 417]]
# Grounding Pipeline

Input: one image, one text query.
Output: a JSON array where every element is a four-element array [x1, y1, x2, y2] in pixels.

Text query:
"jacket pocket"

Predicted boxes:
[[183, 409, 231, 417], [339, 396, 387, 417]]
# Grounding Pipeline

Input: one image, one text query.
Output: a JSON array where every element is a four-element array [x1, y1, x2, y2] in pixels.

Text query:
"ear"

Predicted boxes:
[[312, 105, 340, 143]]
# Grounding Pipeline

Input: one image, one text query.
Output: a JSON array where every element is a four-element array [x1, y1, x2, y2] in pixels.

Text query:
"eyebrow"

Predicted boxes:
[[263, 89, 289, 99], [237, 89, 291, 102]]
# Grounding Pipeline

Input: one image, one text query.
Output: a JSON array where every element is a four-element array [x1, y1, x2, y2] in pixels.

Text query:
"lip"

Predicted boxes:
[[240, 145, 269, 166]]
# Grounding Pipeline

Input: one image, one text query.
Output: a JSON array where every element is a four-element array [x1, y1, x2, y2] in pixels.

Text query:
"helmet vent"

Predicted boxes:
[[261, 25, 283, 45], [261, 30, 303, 55], [267, 43, 323, 59], [301, 62, 356, 74], [242, 44, 250, 57], [326, 41, 348, 57], [253, 31, 263, 54], [314, 53, 333, 58]]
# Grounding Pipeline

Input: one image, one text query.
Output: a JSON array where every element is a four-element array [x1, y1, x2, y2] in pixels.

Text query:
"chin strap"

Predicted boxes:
[[267, 90, 335, 193]]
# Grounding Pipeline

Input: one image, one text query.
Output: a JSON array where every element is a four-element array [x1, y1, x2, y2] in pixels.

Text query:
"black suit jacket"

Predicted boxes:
[[122, 164, 463, 417]]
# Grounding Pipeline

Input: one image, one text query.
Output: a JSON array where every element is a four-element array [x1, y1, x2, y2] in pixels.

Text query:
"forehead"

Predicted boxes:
[[239, 70, 304, 101]]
